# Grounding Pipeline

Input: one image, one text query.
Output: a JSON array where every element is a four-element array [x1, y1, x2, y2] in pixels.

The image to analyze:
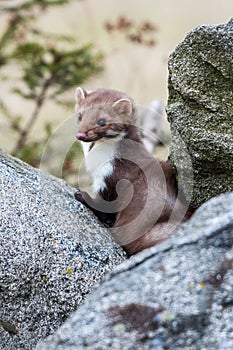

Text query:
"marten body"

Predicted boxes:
[[74, 87, 192, 256]]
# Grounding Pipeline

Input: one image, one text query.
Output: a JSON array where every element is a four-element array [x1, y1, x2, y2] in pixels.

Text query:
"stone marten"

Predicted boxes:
[[74, 87, 192, 256]]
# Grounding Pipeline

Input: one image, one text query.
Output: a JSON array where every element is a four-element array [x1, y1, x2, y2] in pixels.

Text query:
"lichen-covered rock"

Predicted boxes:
[[167, 18, 233, 208], [37, 191, 233, 350], [0, 150, 126, 350]]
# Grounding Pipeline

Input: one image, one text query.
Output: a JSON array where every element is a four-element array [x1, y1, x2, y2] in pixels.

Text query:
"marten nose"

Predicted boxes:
[[76, 132, 88, 141]]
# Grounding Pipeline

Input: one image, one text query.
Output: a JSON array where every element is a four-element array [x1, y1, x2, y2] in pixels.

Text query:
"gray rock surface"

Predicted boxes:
[[2, 18, 233, 350], [167, 18, 233, 208], [0, 150, 126, 350], [37, 191, 233, 349]]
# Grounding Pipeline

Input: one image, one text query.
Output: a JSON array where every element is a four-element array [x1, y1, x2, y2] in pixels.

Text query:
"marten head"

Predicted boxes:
[[75, 87, 136, 142]]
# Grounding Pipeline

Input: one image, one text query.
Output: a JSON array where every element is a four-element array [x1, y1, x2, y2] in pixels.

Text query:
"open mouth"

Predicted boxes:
[[76, 132, 100, 142], [76, 130, 121, 142]]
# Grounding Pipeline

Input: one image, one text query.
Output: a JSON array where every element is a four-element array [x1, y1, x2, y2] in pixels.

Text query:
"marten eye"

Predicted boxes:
[[97, 118, 106, 127], [78, 113, 82, 122]]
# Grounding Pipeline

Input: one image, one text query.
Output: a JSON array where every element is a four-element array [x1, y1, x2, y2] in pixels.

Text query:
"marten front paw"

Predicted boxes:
[[74, 189, 92, 207], [74, 189, 116, 227], [74, 189, 85, 203]]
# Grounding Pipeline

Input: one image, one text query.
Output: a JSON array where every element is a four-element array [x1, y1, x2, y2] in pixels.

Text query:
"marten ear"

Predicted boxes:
[[75, 87, 88, 104], [112, 99, 132, 116]]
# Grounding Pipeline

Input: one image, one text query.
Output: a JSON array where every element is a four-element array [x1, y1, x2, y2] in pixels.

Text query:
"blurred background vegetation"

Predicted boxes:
[[0, 0, 232, 187]]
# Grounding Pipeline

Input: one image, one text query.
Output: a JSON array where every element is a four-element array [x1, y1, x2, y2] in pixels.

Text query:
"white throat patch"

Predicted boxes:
[[81, 136, 122, 194]]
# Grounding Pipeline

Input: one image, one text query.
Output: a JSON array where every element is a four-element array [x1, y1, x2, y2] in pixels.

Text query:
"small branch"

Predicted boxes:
[[11, 79, 50, 156]]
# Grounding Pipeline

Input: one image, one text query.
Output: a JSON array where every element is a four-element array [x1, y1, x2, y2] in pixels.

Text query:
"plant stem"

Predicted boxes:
[[11, 80, 50, 156]]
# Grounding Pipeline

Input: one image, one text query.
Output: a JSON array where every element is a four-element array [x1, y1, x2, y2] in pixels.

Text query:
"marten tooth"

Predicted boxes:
[[106, 130, 119, 136]]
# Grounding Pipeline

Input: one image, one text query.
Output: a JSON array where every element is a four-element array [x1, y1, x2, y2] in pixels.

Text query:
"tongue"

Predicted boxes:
[[76, 132, 88, 141]]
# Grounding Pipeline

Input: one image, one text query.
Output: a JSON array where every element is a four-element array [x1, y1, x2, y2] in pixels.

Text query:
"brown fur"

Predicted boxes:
[[74, 88, 193, 256]]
